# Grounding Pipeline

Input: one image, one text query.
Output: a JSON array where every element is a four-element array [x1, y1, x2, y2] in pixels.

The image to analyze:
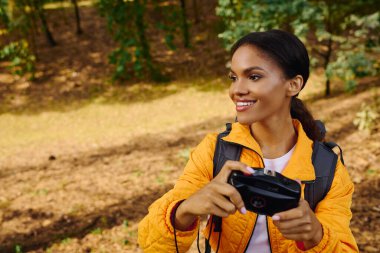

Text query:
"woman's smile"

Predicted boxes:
[[236, 99, 257, 112]]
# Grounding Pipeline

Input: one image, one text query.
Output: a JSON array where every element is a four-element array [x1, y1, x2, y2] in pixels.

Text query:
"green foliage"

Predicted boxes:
[[61, 237, 72, 244], [153, 1, 189, 49], [98, 0, 192, 82], [353, 103, 379, 134], [156, 17, 177, 50], [0, 40, 35, 79], [98, 0, 167, 82], [91, 227, 103, 235], [123, 219, 129, 228], [326, 50, 377, 92], [5, 0, 39, 35], [98, 0, 133, 80], [216, 0, 308, 49], [15, 244, 23, 253], [177, 147, 191, 162], [0, 0, 9, 27], [326, 12, 380, 92], [353, 90, 380, 134], [0, 0, 39, 80], [216, 0, 380, 95]]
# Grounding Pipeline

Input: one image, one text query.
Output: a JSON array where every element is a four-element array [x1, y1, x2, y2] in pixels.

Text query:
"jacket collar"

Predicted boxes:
[[221, 119, 316, 181]]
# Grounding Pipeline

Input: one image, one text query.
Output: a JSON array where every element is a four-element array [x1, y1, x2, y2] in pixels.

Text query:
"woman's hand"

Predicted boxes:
[[272, 199, 323, 250], [174, 161, 253, 230]]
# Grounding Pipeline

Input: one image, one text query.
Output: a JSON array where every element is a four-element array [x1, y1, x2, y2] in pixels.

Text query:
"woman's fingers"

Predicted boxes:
[[212, 194, 237, 215], [272, 200, 310, 232], [178, 160, 252, 220], [272, 199, 323, 245], [208, 203, 233, 218], [211, 160, 253, 214], [272, 199, 309, 221], [273, 217, 310, 230], [276, 223, 314, 234], [215, 160, 254, 183], [215, 183, 245, 213]]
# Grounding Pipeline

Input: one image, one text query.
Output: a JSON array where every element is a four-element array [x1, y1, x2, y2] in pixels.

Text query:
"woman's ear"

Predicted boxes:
[[286, 75, 303, 97]]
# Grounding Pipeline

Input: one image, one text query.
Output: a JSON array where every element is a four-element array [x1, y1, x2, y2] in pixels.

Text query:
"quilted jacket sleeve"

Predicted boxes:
[[138, 133, 217, 252], [289, 159, 359, 253]]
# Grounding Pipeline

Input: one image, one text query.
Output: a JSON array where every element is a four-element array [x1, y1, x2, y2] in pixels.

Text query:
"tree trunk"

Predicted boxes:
[[35, 0, 57, 46], [179, 0, 190, 48], [0, 5, 9, 29], [134, 0, 158, 79], [71, 0, 82, 35], [27, 4, 39, 59], [192, 0, 199, 24], [324, 37, 333, 96], [324, 5, 333, 97]]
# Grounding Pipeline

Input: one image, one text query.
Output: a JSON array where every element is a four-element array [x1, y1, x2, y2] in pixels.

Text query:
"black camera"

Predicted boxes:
[[228, 169, 301, 216]]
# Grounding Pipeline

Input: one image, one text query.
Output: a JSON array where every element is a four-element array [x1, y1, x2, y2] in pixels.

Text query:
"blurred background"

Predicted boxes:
[[0, 0, 379, 252]]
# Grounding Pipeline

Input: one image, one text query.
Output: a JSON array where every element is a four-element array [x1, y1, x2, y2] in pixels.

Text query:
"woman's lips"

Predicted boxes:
[[236, 101, 257, 112]]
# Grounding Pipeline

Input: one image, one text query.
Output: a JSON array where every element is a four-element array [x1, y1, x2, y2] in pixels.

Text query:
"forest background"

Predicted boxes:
[[0, 0, 379, 252]]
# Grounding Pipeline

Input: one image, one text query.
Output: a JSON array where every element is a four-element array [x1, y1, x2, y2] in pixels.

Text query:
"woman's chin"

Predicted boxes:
[[236, 116, 257, 125]]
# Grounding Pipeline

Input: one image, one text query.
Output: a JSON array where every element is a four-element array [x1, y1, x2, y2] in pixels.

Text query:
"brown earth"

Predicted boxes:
[[0, 1, 379, 253]]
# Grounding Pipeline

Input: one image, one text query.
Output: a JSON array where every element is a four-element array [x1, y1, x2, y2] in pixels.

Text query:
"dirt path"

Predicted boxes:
[[0, 114, 229, 252]]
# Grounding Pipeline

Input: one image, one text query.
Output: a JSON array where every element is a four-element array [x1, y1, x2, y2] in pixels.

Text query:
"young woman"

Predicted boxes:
[[138, 30, 359, 253]]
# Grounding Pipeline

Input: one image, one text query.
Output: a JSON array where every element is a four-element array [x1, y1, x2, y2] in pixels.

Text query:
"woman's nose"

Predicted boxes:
[[231, 79, 249, 96]]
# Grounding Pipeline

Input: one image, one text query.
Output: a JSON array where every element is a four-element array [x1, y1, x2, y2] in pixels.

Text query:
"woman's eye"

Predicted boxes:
[[249, 75, 261, 81], [228, 75, 237, 81]]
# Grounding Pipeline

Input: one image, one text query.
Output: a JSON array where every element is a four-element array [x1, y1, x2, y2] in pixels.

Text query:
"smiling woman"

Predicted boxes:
[[137, 30, 359, 253]]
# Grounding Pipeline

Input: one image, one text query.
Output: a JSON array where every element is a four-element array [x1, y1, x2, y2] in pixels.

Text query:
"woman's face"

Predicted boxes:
[[229, 45, 292, 125]]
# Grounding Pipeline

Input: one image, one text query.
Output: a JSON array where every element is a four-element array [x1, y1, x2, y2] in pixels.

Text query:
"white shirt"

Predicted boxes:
[[245, 145, 296, 253]]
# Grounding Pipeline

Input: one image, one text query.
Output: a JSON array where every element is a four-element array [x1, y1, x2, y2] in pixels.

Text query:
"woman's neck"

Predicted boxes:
[[250, 117, 297, 159]]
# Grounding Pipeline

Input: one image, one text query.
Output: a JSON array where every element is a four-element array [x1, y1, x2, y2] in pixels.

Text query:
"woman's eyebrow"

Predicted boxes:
[[229, 66, 266, 75], [243, 66, 266, 75]]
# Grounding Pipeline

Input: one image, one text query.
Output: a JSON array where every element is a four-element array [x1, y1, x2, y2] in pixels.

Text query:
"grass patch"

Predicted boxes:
[[123, 219, 129, 228], [34, 188, 49, 196], [0, 200, 11, 209], [91, 227, 102, 235], [61, 238, 72, 245]]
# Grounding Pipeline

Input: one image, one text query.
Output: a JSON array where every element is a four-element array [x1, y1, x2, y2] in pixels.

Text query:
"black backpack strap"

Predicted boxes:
[[212, 123, 242, 231], [305, 142, 338, 211], [213, 123, 243, 177], [324, 141, 345, 165], [315, 120, 327, 139], [205, 123, 242, 252]]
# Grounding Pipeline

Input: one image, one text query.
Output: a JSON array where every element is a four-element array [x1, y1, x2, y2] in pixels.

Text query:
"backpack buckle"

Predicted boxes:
[[264, 167, 276, 176]]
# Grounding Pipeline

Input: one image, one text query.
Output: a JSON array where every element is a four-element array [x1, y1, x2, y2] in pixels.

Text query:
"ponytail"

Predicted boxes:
[[291, 97, 323, 142]]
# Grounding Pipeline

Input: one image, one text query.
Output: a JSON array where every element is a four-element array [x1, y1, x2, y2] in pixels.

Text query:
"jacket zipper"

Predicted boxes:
[[225, 141, 265, 253], [243, 215, 259, 253]]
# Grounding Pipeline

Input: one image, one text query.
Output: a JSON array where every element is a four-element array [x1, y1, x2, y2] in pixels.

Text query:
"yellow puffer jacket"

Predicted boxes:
[[138, 120, 359, 253]]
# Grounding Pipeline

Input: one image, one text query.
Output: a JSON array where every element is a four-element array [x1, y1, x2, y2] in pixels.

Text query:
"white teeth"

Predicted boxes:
[[237, 101, 256, 106]]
